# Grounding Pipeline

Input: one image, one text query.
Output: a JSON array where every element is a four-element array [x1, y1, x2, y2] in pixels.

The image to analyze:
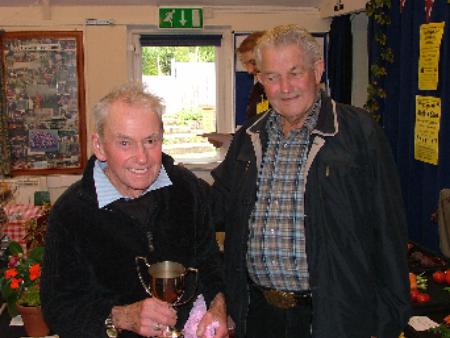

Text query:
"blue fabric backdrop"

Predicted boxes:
[[369, 0, 450, 253], [328, 15, 353, 104]]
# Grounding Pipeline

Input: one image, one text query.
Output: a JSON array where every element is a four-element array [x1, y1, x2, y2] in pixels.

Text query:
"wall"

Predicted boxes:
[[0, 4, 334, 201], [0, 175, 81, 205], [0, 5, 330, 140]]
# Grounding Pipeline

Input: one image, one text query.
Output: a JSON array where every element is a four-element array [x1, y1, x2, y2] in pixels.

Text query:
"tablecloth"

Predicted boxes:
[[1, 204, 44, 251]]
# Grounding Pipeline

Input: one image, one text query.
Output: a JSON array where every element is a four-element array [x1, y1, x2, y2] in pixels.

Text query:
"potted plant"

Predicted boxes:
[[0, 240, 49, 336], [0, 202, 50, 315]]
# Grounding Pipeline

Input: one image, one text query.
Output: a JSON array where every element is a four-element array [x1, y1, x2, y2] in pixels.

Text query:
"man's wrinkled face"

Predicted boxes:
[[257, 43, 323, 129], [92, 100, 163, 198]]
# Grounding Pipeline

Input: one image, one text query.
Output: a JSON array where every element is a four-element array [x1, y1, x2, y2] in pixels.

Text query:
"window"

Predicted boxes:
[[139, 34, 223, 164]]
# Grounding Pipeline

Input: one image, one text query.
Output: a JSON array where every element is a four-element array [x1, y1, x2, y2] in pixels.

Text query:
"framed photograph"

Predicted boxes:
[[1, 31, 86, 175]]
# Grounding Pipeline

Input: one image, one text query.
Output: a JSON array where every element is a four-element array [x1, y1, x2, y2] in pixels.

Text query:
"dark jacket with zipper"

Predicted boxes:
[[41, 154, 224, 338], [211, 92, 411, 338]]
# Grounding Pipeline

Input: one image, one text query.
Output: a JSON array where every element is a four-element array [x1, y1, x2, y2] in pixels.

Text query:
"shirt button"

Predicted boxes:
[[283, 143, 288, 148]]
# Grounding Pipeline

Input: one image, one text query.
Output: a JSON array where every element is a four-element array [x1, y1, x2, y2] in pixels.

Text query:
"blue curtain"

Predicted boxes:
[[328, 15, 353, 104], [370, 0, 450, 252]]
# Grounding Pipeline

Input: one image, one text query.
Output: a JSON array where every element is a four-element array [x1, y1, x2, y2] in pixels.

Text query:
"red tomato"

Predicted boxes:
[[444, 314, 450, 325], [410, 289, 420, 302], [432, 271, 446, 283], [446, 272, 450, 285], [416, 293, 431, 303]]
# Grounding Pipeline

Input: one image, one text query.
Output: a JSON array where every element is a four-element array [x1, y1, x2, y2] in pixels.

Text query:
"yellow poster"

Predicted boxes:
[[414, 95, 441, 165], [418, 22, 445, 90]]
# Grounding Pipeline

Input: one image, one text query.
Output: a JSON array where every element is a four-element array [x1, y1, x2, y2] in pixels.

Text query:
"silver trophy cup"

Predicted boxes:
[[135, 257, 198, 337]]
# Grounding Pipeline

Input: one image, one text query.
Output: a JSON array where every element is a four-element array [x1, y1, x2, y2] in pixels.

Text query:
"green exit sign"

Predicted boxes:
[[159, 8, 203, 29]]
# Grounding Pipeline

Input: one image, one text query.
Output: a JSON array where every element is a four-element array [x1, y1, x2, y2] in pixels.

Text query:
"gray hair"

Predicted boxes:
[[93, 82, 164, 139], [255, 24, 322, 70]]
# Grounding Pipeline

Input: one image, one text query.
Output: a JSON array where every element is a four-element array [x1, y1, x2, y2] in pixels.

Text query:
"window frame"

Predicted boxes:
[[128, 27, 235, 164]]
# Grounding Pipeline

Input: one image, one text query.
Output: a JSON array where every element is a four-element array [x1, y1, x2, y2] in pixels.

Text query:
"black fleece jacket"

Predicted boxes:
[[41, 154, 224, 338]]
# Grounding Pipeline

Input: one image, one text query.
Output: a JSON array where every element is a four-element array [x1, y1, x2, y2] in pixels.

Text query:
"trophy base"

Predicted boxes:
[[157, 328, 184, 338]]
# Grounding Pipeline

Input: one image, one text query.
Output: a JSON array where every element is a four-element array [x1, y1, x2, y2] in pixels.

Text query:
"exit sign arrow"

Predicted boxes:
[[180, 10, 187, 26]]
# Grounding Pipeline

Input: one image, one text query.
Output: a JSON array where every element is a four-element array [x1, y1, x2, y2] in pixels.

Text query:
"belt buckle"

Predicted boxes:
[[262, 289, 298, 309]]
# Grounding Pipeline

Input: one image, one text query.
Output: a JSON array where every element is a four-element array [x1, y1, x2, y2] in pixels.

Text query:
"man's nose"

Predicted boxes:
[[279, 76, 292, 92], [134, 143, 148, 162]]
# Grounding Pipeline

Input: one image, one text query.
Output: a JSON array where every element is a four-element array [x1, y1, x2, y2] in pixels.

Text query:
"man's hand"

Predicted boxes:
[[111, 297, 177, 337], [208, 138, 224, 148], [196, 293, 229, 338], [202, 133, 233, 149]]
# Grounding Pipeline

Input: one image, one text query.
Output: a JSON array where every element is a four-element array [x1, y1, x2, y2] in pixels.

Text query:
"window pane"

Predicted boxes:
[[142, 46, 218, 163]]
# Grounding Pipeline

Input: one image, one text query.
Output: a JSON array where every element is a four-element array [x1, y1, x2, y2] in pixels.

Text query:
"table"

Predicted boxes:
[[405, 242, 450, 337], [2, 204, 45, 253]]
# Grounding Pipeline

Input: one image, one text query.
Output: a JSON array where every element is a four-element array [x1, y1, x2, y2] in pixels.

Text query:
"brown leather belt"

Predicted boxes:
[[251, 283, 312, 310]]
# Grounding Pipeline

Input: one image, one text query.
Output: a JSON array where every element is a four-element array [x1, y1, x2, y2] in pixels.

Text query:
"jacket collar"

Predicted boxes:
[[312, 91, 339, 137]]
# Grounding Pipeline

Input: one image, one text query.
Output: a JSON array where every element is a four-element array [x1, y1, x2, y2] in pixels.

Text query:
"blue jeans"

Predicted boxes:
[[246, 284, 313, 338]]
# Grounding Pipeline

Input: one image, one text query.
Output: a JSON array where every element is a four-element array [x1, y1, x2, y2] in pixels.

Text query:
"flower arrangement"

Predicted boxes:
[[0, 200, 49, 317], [0, 240, 44, 316]]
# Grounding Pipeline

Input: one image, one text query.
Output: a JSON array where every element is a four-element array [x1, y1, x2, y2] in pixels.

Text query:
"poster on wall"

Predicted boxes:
[[414, 95, 441, 165], [0, 31, 86, 175], [418, 22, 445, 91]]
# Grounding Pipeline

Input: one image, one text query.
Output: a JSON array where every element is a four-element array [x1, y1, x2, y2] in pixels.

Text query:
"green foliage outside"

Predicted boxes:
[[142, 46, 215, 75], [175, 107, 203, 126], [162, 106, 215, 146]]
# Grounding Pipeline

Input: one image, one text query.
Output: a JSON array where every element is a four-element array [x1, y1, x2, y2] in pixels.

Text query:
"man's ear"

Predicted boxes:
[[313, 59, 325, 85], [92, 133, 106, 161]]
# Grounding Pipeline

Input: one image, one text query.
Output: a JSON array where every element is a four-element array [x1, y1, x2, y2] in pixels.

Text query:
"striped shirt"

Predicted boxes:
[[93, 160, 172, 208], [246, 98, 320, 292]]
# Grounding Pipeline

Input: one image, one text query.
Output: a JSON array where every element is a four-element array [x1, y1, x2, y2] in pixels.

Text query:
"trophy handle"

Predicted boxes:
[[173, 267, 199, 307], [135, 256, 153, 297]]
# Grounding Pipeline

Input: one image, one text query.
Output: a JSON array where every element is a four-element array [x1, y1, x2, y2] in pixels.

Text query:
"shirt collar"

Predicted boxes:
[[93, 159, 172, 208], [267, 95, 321, 136]]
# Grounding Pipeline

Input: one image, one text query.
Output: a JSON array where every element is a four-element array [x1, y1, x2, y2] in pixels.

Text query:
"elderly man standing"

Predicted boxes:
[[41, 83, 228, 338], [211, 24, 411, 338]]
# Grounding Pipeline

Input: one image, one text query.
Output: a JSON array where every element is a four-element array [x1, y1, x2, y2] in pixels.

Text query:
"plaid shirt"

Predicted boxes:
[[246, 98, 320, 292]]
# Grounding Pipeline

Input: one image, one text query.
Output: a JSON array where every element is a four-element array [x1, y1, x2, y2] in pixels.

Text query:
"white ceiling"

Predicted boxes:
[[0, 0, 320, 8]]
